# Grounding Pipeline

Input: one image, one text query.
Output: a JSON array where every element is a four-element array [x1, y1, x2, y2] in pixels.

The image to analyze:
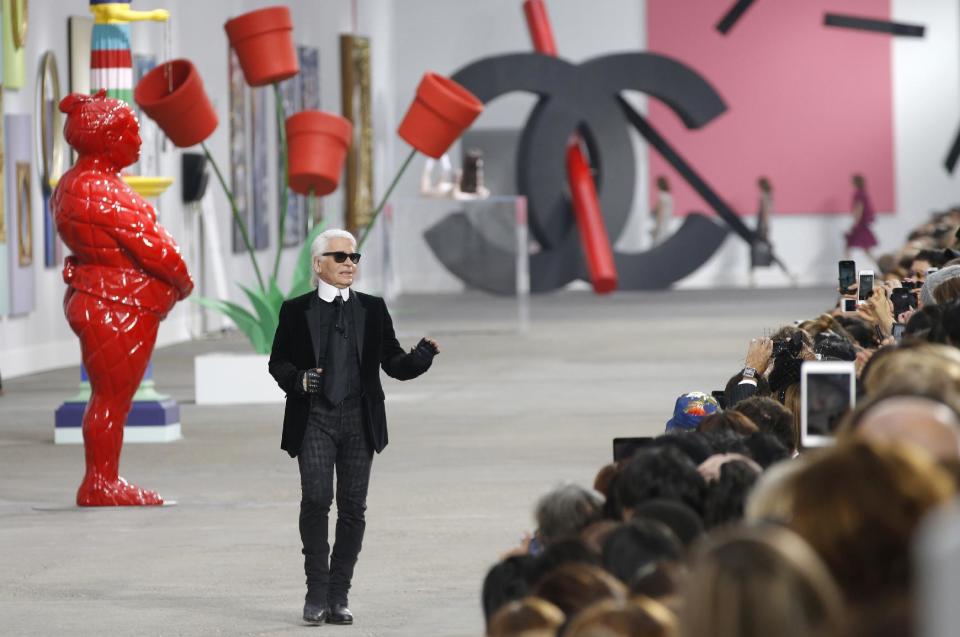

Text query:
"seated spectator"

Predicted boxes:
[[629, 561, 687, 608], [788, 440, 954, 604], [920, 264, 960, 305], [744, 456, 807, 523], [933, 276, 960, 305], [742, 431, 791, 467], [482, 555, 537, 626], [701, 459, 760, 529], [681, 526, 843, 637], [532, 563, 626, 620], [486, 597, 565, 637], [601, 519, 683, 585], [697, 411, 759, 437], [615, 447, 707, 518], [534, 483, 603, 548], [580, 520, 622, 556], [664, 392, 720, 433], [564, 597, 677, 637], [905, 305, 944, 341], [733, 397, 800, 452], [632, 499, 704, 547], [648, 432, 713, 465], [846, 396, 960, 461]]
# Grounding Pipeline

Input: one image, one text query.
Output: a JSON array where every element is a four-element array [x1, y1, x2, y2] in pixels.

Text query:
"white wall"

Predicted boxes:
[[2, 0, 959, 377]]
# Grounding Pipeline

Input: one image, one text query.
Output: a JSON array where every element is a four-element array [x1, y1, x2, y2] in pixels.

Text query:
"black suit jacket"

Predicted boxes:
[[269, 290, 432, 457]]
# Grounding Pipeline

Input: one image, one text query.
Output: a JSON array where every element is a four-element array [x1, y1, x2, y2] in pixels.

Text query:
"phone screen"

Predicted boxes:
[[805, 372, 853, 438], [892, 323, 905, 342], [891, 288, 916, 317], [839, 260, 856, 294], [613, 437, 654, 462], [858, 273, 874, 301], [842, 298, 857, 312], [711, 390, 727, 410]]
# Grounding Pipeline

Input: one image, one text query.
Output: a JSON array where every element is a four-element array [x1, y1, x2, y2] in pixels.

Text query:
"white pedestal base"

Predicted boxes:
[[194, 353, 285, 405]]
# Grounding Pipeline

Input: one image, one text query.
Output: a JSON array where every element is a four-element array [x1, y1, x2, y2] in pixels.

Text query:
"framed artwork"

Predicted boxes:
[[298, 45, 323, 229], [2, 0, 27, 90], [15, 161, 30, 266], [340, 34, 373, 235], [35, 50, 65, 268], [228, 47, 251, 254], [250, 86, 269, 251], [5, 113, 34, 316]]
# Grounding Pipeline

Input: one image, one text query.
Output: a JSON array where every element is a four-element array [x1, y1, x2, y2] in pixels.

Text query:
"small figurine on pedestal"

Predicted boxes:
[[52, 92, 193, 506]]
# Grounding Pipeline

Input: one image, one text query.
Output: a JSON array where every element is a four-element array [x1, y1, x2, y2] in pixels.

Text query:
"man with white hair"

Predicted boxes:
[[269, 229, 440, 625]]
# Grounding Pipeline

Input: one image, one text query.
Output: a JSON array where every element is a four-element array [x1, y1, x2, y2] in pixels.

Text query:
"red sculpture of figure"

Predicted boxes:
[[52, 91, 194, 506]]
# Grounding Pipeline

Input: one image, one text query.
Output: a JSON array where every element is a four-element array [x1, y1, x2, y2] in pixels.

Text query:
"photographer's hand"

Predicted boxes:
[[745, 338, 773, 374]]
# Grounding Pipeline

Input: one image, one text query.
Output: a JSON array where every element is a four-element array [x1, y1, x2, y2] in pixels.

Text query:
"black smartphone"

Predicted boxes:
[[858, 270, 874, 302], [890, 288, 916, 317], [842, 298, 858, 312], [613, 437, 655, 462], [711, 390, 727, 410], [892, 323, 905, 342], [838, 260, 856, 294]]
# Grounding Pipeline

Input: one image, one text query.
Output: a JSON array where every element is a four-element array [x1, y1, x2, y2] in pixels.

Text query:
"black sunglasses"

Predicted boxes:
[[322, 251, 362, 264]]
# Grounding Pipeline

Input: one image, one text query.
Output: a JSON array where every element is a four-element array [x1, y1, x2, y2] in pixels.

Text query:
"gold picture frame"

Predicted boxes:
[[16, 161, 32, 266], [340, 34, 373, 236]]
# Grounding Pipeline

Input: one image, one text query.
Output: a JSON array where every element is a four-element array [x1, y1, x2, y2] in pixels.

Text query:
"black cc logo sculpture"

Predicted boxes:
[[424, 52, 775, 293]]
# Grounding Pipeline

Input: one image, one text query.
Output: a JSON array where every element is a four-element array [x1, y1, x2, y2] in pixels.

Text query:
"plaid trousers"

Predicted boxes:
[[297, 397, 373, 605]]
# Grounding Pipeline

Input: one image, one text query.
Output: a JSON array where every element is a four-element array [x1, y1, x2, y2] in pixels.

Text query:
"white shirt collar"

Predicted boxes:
[[317, 279, 350, 303]]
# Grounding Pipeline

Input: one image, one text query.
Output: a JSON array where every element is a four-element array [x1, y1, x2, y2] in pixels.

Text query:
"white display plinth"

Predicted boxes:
[[54, 423, 182, 444], [194, 353, 285, 405]]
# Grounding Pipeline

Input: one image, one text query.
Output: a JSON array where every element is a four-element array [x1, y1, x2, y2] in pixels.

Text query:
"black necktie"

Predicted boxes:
[[324, 295, 349, 405]]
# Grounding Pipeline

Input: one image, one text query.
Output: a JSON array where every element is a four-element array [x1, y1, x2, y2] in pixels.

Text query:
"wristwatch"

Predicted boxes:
[[741, 367, 757, 379]]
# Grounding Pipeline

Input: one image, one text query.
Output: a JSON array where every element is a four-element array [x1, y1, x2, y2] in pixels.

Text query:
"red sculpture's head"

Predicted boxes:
[[60, 90, 141, 169]]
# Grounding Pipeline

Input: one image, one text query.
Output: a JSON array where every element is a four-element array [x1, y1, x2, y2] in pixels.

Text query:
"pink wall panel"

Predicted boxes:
[[646, 0, 894, 216]]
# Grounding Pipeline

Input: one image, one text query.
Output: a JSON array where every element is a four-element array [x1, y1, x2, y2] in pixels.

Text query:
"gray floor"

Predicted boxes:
[[0, 287, 833, 636]]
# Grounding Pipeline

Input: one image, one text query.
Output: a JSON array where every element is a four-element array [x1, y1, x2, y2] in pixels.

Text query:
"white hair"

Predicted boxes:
[[311, 229, 357, 287]]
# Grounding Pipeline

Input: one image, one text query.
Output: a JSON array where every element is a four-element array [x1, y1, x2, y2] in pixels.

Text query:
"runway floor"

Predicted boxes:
[[0, 287, 834, 636]]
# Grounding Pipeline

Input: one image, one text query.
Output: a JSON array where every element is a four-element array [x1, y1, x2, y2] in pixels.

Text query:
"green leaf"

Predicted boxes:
[[288, 220, 328, 299], [192, 296, 269, 353], [238, 283, 280, 353]]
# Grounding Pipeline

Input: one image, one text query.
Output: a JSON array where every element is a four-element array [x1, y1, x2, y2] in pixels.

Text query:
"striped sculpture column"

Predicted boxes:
[[90, 20, 134, 104]]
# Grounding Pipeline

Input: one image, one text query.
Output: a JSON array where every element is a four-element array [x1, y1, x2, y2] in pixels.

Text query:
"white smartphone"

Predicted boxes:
[[857, 270, 875, 303], [800, 360, 856, 448]]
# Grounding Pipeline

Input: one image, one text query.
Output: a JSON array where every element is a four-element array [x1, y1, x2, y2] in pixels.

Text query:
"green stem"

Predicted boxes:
[[202, 141, 266, 292], [358, 148, 417, 249], [272, 83, 290, 281]]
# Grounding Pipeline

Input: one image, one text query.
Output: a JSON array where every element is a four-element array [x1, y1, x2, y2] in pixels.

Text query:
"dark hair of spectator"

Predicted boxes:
[[649, 431, 714, 465], [732, 396, 796, 453], [615, 446, 707, 516], [482, 555, 536, 623], [703, 461, 760, 529], [742, 432, 791, 468], [697, 410, 759, 436], [632, 498, 704, 546], [601, 519, 683, 584]]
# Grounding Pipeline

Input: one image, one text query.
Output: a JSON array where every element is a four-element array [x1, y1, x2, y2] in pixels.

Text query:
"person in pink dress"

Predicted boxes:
[[845, 173, 878, 261]]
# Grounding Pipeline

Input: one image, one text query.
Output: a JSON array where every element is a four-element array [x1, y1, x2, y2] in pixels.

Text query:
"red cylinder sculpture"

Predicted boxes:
[[286, 110, 353, 196], [397, 72, 483, 159], [224, 6, 299, 87], [523, 0, 558, 56], [52, 92, 194, 506], [134, 59, 218, 148], [567, 143, 618, 294]]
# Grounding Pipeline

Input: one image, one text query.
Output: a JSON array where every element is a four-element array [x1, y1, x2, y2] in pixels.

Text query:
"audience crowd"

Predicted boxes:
[[480, 207, 960, 637]]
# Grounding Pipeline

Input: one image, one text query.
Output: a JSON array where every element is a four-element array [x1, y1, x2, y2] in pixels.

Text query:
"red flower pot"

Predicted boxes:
[[224, 6, 299, 87], [397, 73, 483, 159], [286, 111, 353, 196], [134, 59, 218, 148]]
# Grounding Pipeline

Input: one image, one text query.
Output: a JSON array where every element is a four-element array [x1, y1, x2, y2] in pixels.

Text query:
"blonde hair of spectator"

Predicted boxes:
[[486, 597, 565, 637], [680, 525, 842, 637], [788, 440, 954, 603], [564, 596, 678, 637]]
